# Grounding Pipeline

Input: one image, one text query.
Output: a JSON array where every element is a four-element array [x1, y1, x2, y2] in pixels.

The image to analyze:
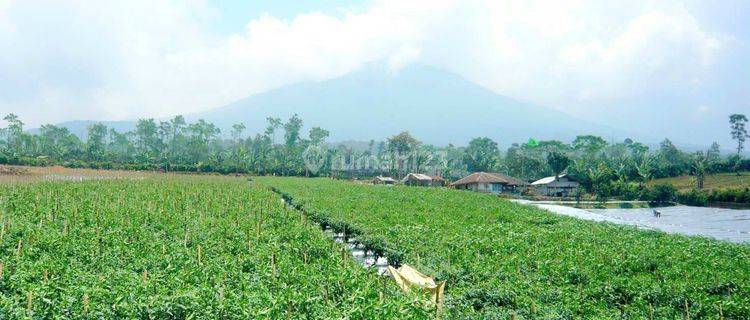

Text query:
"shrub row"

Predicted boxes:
[[272, 187, 405, 267], [678, 188, 750, 206], [601, 181, 678, 203]]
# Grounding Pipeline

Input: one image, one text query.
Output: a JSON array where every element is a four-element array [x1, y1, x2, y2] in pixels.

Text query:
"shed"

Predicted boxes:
[[373, 176, 396, 185], [531, 174, 580, 197], [402, 173, 442, 187], [450, 172, 527, 194]]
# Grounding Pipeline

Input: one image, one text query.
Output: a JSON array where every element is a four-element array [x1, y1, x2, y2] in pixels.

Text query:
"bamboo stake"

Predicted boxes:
[[197, 245, 203, 265], [684, 299, 690, 320], [271, 253, 277, 278], [26, 291, 33, 313], [83, 294, 89, 314], [43, 269, 48, 282], [0, 263, 4, 278], [142, 269, 148, 282], [15, 239, 22, 257]]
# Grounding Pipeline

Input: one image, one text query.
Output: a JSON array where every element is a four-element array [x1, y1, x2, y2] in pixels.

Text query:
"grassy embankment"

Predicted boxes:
[[259, 177, 750, 319], [0, 175, 428, 318], [650, 172, 750, 192]]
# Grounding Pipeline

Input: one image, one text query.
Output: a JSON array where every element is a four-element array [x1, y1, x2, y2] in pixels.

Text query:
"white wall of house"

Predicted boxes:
[[536, 177, 580, 196], [464, 182, 505, 194]]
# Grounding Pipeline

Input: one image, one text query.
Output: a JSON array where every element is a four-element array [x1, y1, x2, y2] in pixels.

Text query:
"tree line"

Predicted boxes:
[[1, 113, 748, 195]]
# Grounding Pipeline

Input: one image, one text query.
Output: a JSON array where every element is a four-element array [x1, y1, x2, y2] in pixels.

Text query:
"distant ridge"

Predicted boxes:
[[35, 63, 626, 146]]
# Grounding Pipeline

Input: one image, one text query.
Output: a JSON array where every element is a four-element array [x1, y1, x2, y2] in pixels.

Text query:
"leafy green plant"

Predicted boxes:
[[259, 177, 750, 318]]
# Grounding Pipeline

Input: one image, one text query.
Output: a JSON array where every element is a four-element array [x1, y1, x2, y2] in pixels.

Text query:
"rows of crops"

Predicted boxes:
[[258, 177, 750, 319], [0, 176, 430, 318]]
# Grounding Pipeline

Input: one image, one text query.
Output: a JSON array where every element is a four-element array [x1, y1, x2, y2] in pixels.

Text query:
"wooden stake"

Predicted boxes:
[[684, 299, 690, 320], [142, 269, 148, 282], [197, 245, 203, 265], [0, 263, 4, 278], [26, 291, 33, 313], [271, 253, 277, 278], [15, 239, 22, 257], [83, 294, 89, 314], [43, 269, 48, 282]]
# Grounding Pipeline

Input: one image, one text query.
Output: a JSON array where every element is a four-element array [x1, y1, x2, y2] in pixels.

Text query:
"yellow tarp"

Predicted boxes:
[[387, 264, 446, 309]]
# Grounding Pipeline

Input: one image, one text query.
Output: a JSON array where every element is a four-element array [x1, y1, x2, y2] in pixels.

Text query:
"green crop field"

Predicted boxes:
[[258, 177, 750, 319], [651, 172, 750, 192], [0, 176, 429, 319]]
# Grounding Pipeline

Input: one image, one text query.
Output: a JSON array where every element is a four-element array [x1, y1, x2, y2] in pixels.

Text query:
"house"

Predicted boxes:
[[373, 176, 396, 185], [450, 172, 527, 194], [402, 173, 443, 187], [531, 174, 580, 197]]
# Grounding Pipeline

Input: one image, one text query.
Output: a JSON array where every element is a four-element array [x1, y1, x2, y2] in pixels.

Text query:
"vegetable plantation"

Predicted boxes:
[[258, 177, 750, 319], [0, 176, 430, 319]]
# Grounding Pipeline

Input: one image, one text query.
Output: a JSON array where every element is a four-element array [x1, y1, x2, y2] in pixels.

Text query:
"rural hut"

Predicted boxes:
[[450, 172, 527, 194], [530, 174, 580, 197], [402, 173, 443, 187], [373, 176, 396, 185]]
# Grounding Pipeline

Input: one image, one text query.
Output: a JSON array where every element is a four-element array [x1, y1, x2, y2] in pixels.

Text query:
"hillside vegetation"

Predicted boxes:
[[259, 177, 750, 319], [0, 176, 427, 318], [651, 172, 750, 192]]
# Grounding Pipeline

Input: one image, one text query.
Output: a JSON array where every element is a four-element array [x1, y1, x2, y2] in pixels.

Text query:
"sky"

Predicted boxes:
[[0, 0, 749, 146]]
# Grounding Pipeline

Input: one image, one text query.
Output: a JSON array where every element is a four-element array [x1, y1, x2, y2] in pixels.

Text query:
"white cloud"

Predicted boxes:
[[0, 0, 729, 128]]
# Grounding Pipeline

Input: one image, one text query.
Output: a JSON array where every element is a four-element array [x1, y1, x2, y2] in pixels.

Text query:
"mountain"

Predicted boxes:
[[188, 64, 625, 146], [39, 64, 628, 146]]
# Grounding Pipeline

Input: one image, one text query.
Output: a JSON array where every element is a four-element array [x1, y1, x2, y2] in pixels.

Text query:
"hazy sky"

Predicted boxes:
[[1, 0, 748, 145]]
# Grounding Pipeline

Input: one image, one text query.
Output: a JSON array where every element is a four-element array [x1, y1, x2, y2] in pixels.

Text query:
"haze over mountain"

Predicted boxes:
[[45, 64, 633, 147]]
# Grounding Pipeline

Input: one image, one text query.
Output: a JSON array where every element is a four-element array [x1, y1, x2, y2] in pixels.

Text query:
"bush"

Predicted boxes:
[[642, 184, 677, 204], [678, 189, 709, 206]]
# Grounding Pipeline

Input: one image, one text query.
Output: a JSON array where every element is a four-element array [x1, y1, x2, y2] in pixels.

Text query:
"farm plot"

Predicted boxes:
[[258, 177, 750, 319], [0, 176, 429, 319]]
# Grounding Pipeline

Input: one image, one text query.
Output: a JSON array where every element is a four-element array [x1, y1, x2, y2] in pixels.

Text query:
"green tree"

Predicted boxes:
[[386, 131, 420, 177], [231, 123, 246, 173], [2, 113, 24, 156], [265, 117, 282, 144], [135, 119, 162, 161], [691, 151, 709, 189], [86, 123, 108, 161], [572, 135, 607, 154], [309, 127, 330, 145], [464, 137, 500, 172], [547, 151, 570, 178], [39, 125, 82, 159], [729, 114, 748, 155]]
